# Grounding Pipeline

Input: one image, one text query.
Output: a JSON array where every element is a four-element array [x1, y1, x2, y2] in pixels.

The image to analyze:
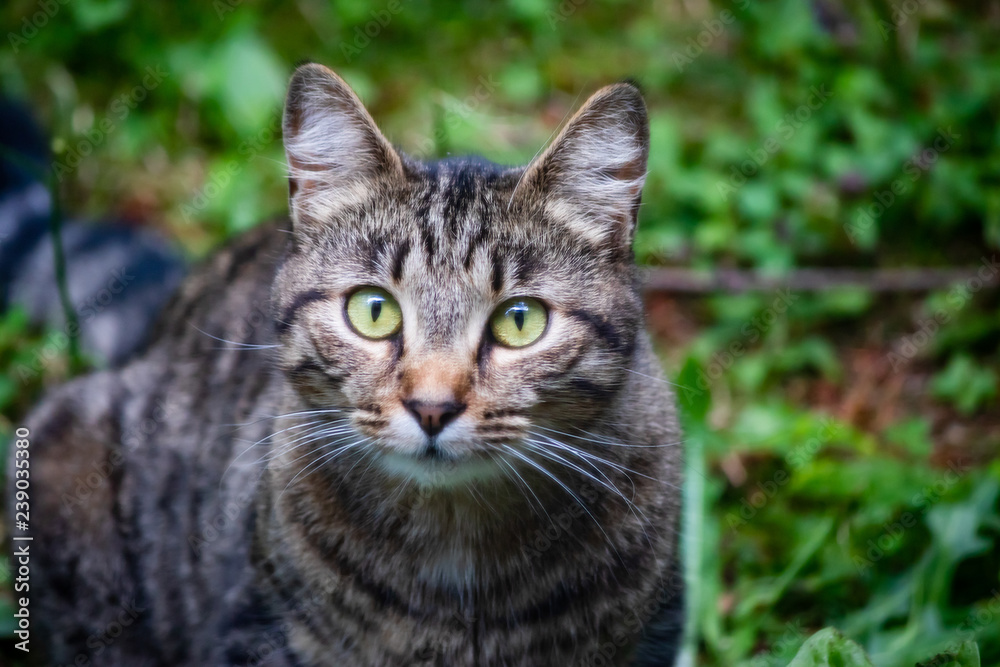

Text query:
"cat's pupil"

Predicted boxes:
[[514, 309, 525, 331], [370, 300, 382, 322]]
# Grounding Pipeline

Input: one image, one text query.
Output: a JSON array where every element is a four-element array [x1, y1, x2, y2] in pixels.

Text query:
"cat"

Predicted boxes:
[[10, 63, 684, 666]]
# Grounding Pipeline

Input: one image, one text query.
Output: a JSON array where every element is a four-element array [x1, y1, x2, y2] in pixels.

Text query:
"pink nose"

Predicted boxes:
[[403, 400, 466, 437]]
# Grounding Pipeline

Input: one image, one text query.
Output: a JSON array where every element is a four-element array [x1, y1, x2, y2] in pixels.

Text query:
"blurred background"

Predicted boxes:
[[1, 1, 999, 665]]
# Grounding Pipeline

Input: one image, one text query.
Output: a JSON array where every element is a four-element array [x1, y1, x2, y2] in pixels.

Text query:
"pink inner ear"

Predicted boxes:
[[604, 161, 645, 183], [286, 147, 335, 197]]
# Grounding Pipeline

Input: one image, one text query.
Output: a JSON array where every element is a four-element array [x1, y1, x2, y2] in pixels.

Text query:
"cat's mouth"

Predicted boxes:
[[375, 445, 504, 488], [421, 439, 447, 461]]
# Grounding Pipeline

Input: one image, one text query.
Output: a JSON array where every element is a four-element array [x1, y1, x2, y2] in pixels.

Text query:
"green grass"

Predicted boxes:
[[2, 1, 999, 665]]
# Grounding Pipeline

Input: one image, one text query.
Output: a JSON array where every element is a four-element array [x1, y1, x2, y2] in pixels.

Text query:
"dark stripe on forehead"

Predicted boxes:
[[463, 218, 490, 269], [415, 164, 440, 264], [443, 168, 476, 236], [276, 289, 328, 335], [361, 233, 388, 273], [421, 226, 436, 261], [491, 252, 504, 293], [390, 239, 411, 282], [513, 245, 542, 283]]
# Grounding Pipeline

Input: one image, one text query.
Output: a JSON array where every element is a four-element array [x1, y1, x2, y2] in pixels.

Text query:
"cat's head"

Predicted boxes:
[[273, 64, 650, 487]]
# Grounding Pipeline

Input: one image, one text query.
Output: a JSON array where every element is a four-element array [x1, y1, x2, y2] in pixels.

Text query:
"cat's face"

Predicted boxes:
[[273, 64, 649, 486]]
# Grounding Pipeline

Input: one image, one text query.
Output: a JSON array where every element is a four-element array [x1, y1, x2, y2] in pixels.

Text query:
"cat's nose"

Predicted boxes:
[[403, 400, 466, 437]]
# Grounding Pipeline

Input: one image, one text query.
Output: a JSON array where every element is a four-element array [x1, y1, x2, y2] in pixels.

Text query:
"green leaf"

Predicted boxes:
[[69, 0, 131, 31], [214, 28, 287, 136], [883, 417, 933, 457], [926, 478, 997, 566], [786, 628, 875, 667], [931, 354, 998, 415]]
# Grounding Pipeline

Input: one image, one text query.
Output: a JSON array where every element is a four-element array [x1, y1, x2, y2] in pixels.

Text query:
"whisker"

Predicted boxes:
[[532, 434, 668, 487], [223, 418, 337, 485], [501, 444, 624, 566], [355, 446, 383, 486], [525, 439, 635, 502], [496, 454, 552, 524], [525, 435, 658, 548], [221, 408, 349, 430], [534, 424, 683, 449], [622, 367, 693, 392], [335, 444, 378, 494], [261, 424, 357, 466], [188, 322, 280, 349], [281, 436, 371, 497]]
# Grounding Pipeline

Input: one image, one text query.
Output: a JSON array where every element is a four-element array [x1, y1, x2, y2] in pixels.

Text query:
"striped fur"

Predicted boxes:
[[10, 64, 683, 666]]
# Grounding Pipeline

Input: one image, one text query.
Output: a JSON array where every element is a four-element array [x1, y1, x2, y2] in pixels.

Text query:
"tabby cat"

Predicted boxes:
[[11, 64, 684, 666]]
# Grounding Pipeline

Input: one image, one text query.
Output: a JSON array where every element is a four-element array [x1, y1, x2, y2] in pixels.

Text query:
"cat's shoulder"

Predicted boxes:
[[141, 220, 291, 353]]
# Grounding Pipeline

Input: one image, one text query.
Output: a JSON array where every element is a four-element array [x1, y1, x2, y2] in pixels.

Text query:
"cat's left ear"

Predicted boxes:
[[520, 83, 649, 247]]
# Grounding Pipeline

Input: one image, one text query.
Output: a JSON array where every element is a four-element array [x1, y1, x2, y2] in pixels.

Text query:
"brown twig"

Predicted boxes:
[[640, 266, 996, 293]]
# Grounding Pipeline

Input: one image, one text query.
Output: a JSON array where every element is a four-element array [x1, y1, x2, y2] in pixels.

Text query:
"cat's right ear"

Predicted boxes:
[[283, 63, 403, 222], [517, 83, 649, 249]]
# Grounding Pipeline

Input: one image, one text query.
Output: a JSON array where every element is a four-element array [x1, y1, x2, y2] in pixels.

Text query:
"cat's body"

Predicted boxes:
[[11, 65, 684, 666]]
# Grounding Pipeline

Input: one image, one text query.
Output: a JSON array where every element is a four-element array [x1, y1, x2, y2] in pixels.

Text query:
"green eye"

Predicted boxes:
[[490, 297, 548, 348], [346, 287, 402, 339]]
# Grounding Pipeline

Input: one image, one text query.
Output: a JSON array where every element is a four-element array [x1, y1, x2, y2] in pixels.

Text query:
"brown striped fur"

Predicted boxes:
[[9, 64, 683, 666]]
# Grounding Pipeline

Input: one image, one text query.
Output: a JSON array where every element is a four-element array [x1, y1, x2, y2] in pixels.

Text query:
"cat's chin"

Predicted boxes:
[[375, 449, 503, 489]]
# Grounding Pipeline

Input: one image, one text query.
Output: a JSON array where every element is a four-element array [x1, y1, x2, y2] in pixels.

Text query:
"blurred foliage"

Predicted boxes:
[[2, 1, 1000, 665], [678, 355, 1000, 666]]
